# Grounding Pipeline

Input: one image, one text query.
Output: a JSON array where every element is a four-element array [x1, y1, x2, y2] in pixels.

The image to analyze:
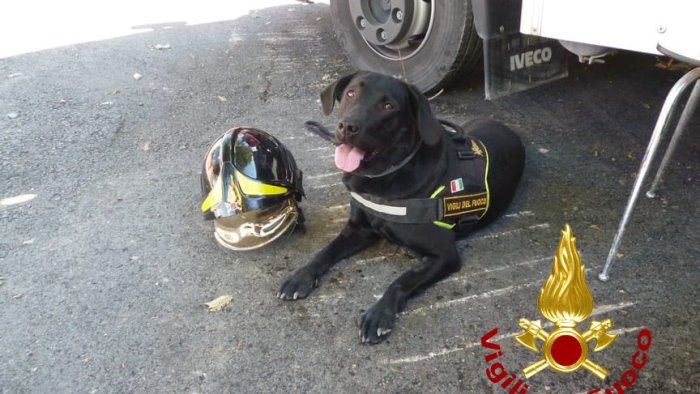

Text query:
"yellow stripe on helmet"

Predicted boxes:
[[236, 171, 288, 196], [201, 171, 225, 212]]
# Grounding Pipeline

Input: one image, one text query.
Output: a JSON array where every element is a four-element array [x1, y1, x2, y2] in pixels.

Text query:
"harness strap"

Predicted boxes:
[[350, 192, 441, 224]]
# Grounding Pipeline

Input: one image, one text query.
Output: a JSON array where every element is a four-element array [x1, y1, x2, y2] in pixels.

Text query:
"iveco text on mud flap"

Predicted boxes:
[[509, 46, 552, 71], [483, 33, 568, 99]]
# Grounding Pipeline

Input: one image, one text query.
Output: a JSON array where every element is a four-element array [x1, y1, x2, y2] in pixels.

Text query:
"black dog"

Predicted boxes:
[[278, 71, 525, 344]]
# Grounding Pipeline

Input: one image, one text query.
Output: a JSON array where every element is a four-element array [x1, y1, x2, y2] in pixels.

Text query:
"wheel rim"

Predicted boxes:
[[349, 0, 434, 61]]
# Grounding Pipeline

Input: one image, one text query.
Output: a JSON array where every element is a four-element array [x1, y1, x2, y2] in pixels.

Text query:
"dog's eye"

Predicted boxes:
[[383, 103, 395, 111], [346, 90, 356, 98]]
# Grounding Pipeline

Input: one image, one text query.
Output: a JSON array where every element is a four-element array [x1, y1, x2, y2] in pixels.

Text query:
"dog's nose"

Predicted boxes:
[[337, 121, 359, 138]]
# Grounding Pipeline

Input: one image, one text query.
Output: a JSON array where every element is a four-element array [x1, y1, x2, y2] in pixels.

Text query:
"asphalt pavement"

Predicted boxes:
[[1, 2, 698, 393]]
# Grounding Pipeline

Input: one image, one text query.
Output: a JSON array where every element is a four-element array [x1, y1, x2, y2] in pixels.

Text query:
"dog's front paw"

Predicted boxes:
[[277, 267, 319, 301], [360, 302, 397, 344]]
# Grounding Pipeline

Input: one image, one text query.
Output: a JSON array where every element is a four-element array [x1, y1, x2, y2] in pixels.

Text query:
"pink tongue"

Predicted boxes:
[[334, 144, 366, 172]]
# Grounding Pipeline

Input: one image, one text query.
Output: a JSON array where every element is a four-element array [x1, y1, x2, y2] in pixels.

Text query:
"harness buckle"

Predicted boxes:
[[457, 150, 475, 160]]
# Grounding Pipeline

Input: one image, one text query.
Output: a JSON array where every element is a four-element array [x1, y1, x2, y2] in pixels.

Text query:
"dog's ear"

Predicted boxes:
[[320, 72, 358, 115], [407, 84, 442, 146]]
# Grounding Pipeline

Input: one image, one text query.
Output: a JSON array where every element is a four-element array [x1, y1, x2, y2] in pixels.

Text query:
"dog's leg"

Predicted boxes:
[[278, 219, 378, 300], [360, 241, 460, 344]]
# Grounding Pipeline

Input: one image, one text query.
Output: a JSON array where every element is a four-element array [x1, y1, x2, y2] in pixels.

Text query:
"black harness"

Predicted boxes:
[[350, 121, 490, 230]]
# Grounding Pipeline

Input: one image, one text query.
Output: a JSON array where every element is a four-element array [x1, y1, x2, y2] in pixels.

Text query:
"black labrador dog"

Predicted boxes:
[[278, 71, 525, 344]]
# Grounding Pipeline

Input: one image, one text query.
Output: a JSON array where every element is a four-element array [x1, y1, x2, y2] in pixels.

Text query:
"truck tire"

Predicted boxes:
[[330, 0, 482, 93]]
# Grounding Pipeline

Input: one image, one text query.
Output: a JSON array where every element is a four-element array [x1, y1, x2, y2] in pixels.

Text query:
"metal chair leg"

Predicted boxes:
[[647, 79, 700, 198], [599, 67, 700, 282]]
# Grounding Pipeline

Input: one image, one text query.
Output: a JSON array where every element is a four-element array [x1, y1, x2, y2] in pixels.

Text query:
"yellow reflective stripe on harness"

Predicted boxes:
[[433, 220, 456, 230], [479, 139, 490, 219], [430, 185, 446, 199], [430, 185, 456, 229]]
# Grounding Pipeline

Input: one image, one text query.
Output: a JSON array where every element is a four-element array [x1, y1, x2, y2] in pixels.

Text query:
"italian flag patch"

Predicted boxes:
[[450, 178, 464, 193]]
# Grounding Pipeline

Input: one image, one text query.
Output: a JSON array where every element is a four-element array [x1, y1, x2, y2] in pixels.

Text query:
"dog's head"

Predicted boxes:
[[320, 71, 443, 177]]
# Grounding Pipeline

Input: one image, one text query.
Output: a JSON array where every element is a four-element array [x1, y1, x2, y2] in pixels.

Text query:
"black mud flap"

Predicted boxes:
[[483, 33, 568, 100], [472, 0, 569, 100]]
